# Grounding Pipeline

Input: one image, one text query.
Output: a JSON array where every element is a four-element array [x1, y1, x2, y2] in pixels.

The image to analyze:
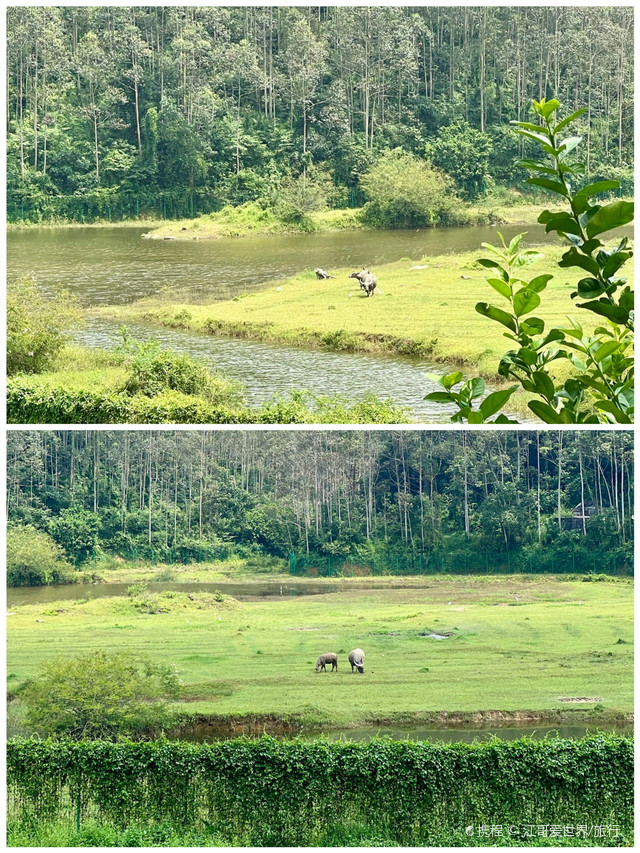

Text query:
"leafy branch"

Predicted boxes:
[[426, 97, 634, 424]]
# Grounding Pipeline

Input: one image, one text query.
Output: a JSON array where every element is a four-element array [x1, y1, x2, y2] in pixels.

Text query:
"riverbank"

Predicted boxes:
[[7, 346, 411, 425], [7, 575, 632, 729], [95, 243, 611, 378], [7, 198, 586, 237]]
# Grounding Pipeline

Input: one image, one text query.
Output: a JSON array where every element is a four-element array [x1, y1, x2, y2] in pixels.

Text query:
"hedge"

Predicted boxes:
[[7, 735, 633, 845], [6, 380, 410, 425]]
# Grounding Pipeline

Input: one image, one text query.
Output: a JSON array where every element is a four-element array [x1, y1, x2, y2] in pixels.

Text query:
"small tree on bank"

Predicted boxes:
[[360, 149, 465, 228], [21, 651, 181, 740]]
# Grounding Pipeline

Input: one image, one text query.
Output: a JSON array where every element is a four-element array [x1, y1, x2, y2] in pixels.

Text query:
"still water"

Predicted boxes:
[[7, 223, 564, 418], [7, 579, 425, 608], [7, 222, 560, 306]]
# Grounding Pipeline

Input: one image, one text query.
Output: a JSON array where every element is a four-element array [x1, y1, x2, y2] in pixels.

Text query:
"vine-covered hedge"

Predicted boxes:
[[6, 381, 410, 425], [6, 382, 244, 425], [7, 735, 633, 846]]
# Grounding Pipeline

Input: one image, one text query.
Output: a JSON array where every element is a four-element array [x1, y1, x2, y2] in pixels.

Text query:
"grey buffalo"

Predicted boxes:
[[315, 652, 338, 672], [348, 269, 377, 297], [348, 648, 365, 673], [315, 268, 335, 279]]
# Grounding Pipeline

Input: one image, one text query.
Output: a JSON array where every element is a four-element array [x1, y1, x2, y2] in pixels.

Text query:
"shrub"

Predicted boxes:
[[7, 525, 75, 586], [49, 508, 99, 563], [118, 333, 242, 405], [19, 651, 180, 739], [7, 276, 81, 376], [7, 379, 411, 425], [360, 150, 466, 228], [425, 119, 493, 198]]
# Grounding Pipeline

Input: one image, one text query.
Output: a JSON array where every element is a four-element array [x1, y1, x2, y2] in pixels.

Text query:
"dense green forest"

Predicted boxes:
[[7, 5, 634, 221], [6, 430, 633, 578]]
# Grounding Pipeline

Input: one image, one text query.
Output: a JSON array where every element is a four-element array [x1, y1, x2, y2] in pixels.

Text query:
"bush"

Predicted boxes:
[[118, 333, 243, 405], [360, 150, 466, 228], [19, 651, 180, 739], [7, 525, 75, 586], [7, 379, 412, 425], [7, 277, 81, 376], [49, 508, 99, 563], [426, 119, 493, 198]]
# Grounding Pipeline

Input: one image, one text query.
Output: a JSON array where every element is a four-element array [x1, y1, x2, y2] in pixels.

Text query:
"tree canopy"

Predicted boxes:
[[7, 6, 634, 221], [6, 431, 633, 570]]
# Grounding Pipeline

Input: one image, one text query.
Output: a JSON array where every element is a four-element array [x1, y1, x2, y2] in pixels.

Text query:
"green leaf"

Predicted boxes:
[[479, 387, 517, 419], [477, 259, 508, 281], [576, 300, 630, 324], [468, 378, 486, 399], [441, 371, 464, 390], [539, 98, 561, 118], [511, 127, 557, 155], [557, 136, 582, 158], [528, 400, 562, 423], [510, 121, 550, 135], [575, 278, 607, 299], [513, 288, 541, 317], [553, 107, 587, 133], [507, 233, 526, 253], [593, 340, 622, 363], [486, 278, 511, 300], [531, 370, 556, 401], [558, 248, 600, 276], [520, 317, 545, 336], [526, 177, 568, 197], [538, 211, 583, 237], [467, 410, 485, 424], [594, 400, 632, 424], [475, 303, 517, 332], [602, 251, 632, 279], [516, 347, 538, 366], [527, 274, 553, 293], [516, 160, 556, 174], [424, 392, 454, 403], [574, 180, 620, 199], [585, 201, 634, 238]]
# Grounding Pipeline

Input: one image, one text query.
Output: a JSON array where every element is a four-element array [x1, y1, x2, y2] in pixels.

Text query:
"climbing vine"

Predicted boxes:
[[7, 735, 633, 845]]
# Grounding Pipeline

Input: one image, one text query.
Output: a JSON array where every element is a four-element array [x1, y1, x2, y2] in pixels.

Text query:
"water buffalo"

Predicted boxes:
[[348, 648, 365, 673], [315, 268, 335, 279], [348, 269, 377, 297], [315, 652, 338, 672]]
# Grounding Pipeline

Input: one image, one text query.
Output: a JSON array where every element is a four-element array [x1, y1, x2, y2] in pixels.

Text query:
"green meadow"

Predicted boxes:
[[95, 242, 630, 377], [7, 574, 633, 730]]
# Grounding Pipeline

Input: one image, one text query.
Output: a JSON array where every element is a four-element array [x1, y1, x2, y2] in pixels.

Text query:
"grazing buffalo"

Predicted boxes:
[[348, 269, 377, 297], [315, 268, 335, 279], [315, 652, 338, 672], [348, 648, 365, 673]]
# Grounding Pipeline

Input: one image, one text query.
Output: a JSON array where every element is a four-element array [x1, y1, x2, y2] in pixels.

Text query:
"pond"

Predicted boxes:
[[7, 578, 426, 608], [7, 222, 566, 419]]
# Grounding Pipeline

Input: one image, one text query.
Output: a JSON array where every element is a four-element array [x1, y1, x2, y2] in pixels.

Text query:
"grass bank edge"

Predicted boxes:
[[93, 243, 623, 380]]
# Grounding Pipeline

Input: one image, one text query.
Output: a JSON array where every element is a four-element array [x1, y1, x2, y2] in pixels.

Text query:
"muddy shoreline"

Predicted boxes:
[[172, 708, 634, 738]]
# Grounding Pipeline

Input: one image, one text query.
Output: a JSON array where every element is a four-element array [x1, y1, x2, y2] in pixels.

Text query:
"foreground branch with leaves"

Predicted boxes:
[[427, 98, 633, 424]]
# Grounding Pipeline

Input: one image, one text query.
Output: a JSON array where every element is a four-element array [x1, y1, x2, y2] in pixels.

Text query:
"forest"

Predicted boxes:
[[7, 5, 634, 222], [6, 430, 633, 580]]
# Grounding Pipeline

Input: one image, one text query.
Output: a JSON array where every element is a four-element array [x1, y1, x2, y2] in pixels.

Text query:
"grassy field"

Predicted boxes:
[[7, 574, 633, 729], [94, 241, 628, 379]]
